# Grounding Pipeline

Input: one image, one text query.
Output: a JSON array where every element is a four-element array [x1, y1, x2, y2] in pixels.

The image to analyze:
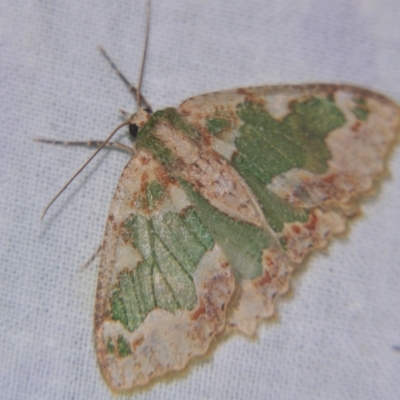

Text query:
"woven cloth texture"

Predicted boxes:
[[1, 1, 399, 399]]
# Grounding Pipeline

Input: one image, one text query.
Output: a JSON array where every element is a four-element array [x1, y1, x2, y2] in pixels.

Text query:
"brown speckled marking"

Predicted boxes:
[[154, 165, 175, 187], [351, 120, 362, 132]]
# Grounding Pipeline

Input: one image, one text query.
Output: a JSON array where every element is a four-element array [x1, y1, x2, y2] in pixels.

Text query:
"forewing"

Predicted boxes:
[[94, 150, 234, 391], [179, 84, 400, 334]]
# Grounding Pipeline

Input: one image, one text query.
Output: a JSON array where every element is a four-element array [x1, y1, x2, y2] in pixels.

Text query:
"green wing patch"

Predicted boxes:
[[110, 180, 214, 332], [352, 97, 370, 121], [233, 97, 346, 183], [195, 96, 345, 233], [206, 117, 232, 135], [239, 169, 309, 232], [181, 179, 273, 280]]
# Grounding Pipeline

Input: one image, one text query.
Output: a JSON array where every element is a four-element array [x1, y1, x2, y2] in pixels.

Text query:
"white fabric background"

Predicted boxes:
[[1, 0, 399, 399]]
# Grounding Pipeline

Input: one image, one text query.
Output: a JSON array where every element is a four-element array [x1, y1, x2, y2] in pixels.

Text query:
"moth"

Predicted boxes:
[[94, 84, 399, 392], [39, 2, 400, 394]]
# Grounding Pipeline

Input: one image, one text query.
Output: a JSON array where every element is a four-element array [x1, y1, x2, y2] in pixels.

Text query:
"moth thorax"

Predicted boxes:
[[129, 108, 151, 132]]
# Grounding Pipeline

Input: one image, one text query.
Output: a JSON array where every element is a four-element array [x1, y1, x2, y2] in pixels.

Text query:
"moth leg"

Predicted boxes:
[[34, 138, 134, 154], [119, 109, 130, 118], [80, 245, 102, 271]]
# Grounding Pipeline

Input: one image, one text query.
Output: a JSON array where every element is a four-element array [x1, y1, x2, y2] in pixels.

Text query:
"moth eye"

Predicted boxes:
[[129, 123, 139, 139]]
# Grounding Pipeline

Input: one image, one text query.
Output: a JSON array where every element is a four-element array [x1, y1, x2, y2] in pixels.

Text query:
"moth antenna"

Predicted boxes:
[[41, 120, 130, 220], [136, 0, 151, 110], [99, 46, 152, 112], [80, 245, 102, 271]]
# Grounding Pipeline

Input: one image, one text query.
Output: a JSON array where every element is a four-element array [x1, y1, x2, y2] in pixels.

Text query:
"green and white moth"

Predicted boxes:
[[40, 2, 400, 395], [95, 84, 399, 392]]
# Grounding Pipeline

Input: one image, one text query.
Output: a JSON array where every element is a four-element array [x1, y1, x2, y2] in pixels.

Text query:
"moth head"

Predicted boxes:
[[128, 107, 152, 139]]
